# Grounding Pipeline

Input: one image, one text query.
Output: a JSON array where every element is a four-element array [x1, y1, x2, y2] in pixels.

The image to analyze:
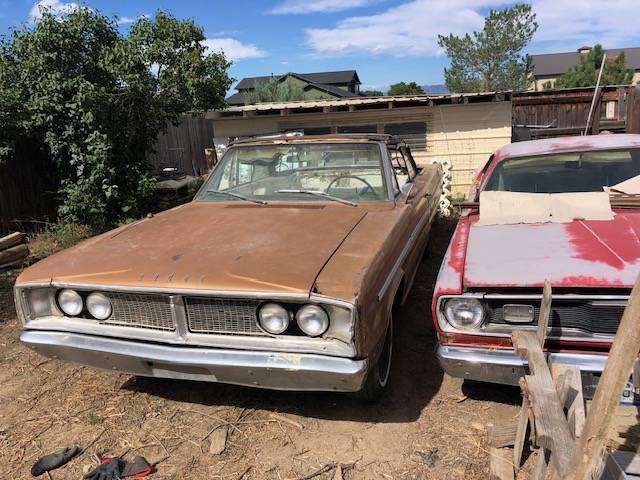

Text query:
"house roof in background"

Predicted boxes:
[[235, 70, 360, 90], [303, 82, 361, 98], [532, 47, 640, 77]]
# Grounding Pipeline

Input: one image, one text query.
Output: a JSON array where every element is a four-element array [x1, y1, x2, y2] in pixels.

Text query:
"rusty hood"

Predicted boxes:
[[463, 210, 640, 289], [18, 202, 367, 294]]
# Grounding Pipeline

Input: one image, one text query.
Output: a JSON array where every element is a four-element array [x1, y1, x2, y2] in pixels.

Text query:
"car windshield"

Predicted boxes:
[[197, 142, 388, 203], [484, 149, 640, 193]]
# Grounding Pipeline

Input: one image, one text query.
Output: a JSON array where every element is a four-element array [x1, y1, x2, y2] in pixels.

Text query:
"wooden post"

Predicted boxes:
[[538, 280, 552, 347], [566, 275, 640, 479], [626, 87, 640, 134]]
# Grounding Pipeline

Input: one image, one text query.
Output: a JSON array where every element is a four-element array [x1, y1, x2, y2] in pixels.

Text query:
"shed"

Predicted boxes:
[[207, 92, 512, 196]]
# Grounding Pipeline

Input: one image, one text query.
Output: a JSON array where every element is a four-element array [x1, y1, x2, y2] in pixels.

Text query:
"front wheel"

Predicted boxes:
[[354, 318, 393, 403]]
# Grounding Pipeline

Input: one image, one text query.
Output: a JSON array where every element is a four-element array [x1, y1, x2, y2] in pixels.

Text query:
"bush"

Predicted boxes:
[[0, 8, 232, 230]]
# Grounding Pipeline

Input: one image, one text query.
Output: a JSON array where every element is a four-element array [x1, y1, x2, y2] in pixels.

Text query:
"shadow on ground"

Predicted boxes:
[[124, 218, 459, 424]]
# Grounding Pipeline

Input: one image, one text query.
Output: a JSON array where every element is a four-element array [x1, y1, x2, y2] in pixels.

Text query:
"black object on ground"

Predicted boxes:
[[83, 457, 124, 480], [31, 446, 81, 477]]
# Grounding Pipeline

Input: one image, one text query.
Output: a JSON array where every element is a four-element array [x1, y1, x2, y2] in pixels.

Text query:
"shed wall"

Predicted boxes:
[[212, 101, 512, 197]]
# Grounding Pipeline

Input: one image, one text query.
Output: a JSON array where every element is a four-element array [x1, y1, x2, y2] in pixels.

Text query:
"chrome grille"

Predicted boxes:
[[185, 297, 264, 336], [103, 293, 175, 331], [487, 298, 627, 335]]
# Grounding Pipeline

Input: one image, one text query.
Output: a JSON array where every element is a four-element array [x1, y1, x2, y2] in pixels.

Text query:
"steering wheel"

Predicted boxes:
[[326, 174, 381, 199]]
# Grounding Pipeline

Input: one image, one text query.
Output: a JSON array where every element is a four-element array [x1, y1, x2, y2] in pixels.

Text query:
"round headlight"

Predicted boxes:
[[258, 303, 290, 334], [296, 304, 329, 337], [444, 298, 485, 330], [87, 292, 112, 320], [58, 289, 83, 316]]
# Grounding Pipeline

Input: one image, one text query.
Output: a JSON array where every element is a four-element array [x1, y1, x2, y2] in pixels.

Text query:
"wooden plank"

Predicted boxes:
[[513, 393, 531, 469], [551, 364, 586, 439], [512, 331, 575, 477], [489, 447, 515, 480], [532, 448, 551, 480], [538, 280, 552, 347], [488, 421, 518, 448], [0, 232, 24, 251], [567, 276, 640, 479], [0, 243, 29, 265]]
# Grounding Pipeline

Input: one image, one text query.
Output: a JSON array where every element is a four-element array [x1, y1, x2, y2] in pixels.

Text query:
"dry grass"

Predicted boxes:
[[27, 223, 94, 261], [0, 219, 529, 479]]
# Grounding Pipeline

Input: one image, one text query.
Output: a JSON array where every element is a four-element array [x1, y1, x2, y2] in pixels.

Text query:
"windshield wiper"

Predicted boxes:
[[276, 189, 358, 207], [206, 189, 267, 205]]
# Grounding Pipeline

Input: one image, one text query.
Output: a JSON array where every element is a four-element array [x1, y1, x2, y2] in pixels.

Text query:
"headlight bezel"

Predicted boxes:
[[441, 296, 486, 331]]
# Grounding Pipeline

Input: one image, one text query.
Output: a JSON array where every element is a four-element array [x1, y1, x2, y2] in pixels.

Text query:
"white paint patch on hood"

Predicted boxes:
[[477, 191, 614, 226]]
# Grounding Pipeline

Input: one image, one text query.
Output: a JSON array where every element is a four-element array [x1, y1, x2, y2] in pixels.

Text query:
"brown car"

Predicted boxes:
[[14, 134, 442, 400]]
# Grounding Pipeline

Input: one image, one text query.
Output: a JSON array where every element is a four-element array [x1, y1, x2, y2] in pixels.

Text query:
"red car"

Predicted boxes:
[[433, 134, 640, 401]]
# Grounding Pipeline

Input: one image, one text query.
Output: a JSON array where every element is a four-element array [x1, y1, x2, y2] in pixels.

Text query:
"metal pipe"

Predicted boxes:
[[584, 53, 607, 136]]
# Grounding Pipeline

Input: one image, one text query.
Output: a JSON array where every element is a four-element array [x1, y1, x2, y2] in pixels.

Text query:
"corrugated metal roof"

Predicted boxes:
[[532, 47, 640, 77], [216, 91, 506, 114]]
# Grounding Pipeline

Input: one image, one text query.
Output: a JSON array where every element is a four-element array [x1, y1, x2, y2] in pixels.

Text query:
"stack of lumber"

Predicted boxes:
[[488, 277, 640, 480], [0, 232, 29, 271]]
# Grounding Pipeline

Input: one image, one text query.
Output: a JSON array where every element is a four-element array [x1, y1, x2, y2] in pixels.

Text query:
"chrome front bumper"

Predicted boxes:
[[436, 344, 618, 399], [21, 331, 368, 392]]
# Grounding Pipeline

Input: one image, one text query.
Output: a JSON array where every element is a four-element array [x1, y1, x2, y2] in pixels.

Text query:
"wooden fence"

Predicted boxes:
[[147, 114, 214, 176], [0, 141, 58, 235], [512, 85, 640, 141]]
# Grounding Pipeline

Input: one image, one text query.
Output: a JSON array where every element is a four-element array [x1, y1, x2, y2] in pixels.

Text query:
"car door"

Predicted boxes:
[[395, 145, 441, 300]]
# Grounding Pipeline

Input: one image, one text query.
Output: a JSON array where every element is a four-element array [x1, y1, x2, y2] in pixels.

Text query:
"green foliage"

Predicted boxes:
[[361, 89, 384, 96], [552, 45, 635, 89], [0, 8, 232, 229], [438, 4, 537, 93], [244, 76, 306, 104], [387, 82, 425, 95]]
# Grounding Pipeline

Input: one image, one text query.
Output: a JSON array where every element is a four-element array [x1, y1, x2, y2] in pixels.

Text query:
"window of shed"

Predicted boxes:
[[384, 122, 427, 151]]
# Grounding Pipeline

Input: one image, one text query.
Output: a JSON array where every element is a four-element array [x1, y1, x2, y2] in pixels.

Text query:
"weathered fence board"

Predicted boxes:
[[0, 140, 58, 235], [147, 114, 214, 176]]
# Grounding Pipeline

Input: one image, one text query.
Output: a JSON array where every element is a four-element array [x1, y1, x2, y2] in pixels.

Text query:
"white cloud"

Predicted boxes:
[[269, 0, 379, 15], [116, 14, 149, 25], [202, 38, 268, 61], [29, 0, 78, 20], [305, 0, 640, 57], [532, 0, 639, 51]]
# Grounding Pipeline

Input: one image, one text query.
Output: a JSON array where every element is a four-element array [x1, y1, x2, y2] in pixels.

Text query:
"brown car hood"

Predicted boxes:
[[19, 202, 367, 294]]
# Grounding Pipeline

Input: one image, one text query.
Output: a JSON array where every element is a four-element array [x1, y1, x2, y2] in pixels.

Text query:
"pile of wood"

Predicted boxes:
[[0, 232, 29, 271], [489, 279, 640, 480]]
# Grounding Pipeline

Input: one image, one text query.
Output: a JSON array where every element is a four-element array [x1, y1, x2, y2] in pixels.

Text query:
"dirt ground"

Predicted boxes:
[[0, 219, 528, 479]]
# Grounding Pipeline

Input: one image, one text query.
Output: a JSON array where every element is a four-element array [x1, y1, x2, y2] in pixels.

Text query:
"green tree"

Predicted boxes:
[[551, 45, 634, 89], [0, 8, 232, 228], [438, 4, 537, 93], [361, 89, 383, 96], [244, 76, 305, 104], [387, 82, 425, 95]]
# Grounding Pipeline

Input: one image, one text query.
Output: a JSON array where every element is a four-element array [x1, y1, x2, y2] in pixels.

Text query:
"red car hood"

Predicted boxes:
[[463, 209, 640, 289]]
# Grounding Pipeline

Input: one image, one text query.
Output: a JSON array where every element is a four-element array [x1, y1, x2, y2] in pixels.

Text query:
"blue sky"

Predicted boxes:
[[1, 0, 639, 92]]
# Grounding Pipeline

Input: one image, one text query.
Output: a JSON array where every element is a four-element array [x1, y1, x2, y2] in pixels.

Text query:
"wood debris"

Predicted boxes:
[[0, 232, 28, 271]]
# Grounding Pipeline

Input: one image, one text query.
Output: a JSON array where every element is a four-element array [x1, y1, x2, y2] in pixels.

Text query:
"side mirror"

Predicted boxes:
[[400, 182, 417, 202]]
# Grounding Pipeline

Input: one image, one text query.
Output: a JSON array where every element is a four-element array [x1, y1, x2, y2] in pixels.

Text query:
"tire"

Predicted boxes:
[[354, 317, 393, 403]]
